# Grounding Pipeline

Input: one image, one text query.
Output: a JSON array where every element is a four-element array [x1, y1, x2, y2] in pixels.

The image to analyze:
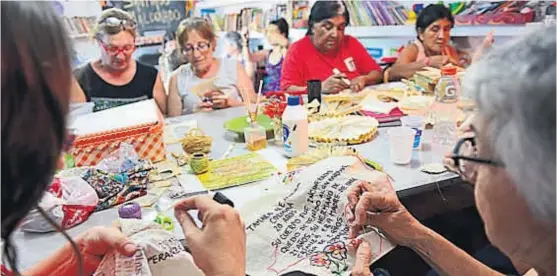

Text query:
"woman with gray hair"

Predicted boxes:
[[347, 25, 555, 276]]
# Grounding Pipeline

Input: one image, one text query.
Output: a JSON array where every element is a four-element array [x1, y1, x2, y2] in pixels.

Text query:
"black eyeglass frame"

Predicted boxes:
[[181, 42, 211, 55], [450, 137, 505, 172]]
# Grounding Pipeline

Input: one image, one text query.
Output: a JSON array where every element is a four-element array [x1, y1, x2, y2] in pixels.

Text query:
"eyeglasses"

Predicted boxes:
[[101, 17, 136, 30], [99, 40, 135, 55], [181, 42, 210, 55], [451, 136, 504, 177]]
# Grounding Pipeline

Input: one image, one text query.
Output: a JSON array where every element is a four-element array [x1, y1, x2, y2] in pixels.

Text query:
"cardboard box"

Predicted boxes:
[[69, 100, 165, 167]]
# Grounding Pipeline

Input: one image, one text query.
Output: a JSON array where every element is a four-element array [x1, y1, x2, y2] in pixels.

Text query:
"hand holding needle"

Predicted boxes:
[[333, 68, 351, 86]]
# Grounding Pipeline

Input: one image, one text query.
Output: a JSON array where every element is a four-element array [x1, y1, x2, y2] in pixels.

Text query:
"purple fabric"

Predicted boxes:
[[263, 50, 283, 94]]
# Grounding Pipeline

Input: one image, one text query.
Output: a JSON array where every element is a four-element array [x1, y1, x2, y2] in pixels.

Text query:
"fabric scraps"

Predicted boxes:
[[83, 159, 152, 212]]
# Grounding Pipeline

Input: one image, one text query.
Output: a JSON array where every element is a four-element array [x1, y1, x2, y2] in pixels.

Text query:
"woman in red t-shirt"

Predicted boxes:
[[280, 1, 383, 94]]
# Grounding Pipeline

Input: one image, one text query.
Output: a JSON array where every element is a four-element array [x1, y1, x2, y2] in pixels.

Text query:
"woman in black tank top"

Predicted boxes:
[[71, 8, 166, 113]]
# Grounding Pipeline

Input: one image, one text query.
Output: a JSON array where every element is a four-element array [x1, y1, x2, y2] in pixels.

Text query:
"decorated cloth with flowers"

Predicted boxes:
[[243, 156, 395, 276]]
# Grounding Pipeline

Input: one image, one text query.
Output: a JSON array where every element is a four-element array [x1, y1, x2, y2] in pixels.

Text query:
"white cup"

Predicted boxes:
[[400, 116, 425, 150], [388, 127, 416, 165]]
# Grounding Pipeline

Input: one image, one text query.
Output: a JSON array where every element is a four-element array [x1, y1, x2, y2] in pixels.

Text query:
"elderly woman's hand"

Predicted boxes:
[[426, 55, 450, 68], [351, 241, 374, 276], [174, 195, 246, 276], [322, 73, 350, 94], [346, 175, 421, 247], [203, 90, 242, 109], [76, 226, 137, 274], [350, 76, 367, 92]]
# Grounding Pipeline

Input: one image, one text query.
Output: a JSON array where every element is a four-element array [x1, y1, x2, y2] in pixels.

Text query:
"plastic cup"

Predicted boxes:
[[400, 116, 425, 150], [388, 127, 416, 165]]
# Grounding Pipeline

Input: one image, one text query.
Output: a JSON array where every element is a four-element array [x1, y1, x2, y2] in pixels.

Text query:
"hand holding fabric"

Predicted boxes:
[[346, 175, 420, 247]]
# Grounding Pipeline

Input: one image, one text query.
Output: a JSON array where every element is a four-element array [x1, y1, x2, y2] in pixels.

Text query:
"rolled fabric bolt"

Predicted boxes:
[[333, 68, 351, 86], [118, 202, 142, 219]]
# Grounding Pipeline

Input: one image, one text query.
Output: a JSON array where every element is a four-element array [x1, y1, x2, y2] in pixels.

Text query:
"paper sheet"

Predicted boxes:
[[196, 152, 277, 190]]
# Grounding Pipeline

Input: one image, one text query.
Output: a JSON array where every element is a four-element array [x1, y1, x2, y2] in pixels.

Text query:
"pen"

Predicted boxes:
[[333, 68, 351, 86]]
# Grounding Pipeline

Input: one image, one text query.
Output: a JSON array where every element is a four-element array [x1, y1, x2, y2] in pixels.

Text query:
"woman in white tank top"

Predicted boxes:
[[386, 4, 493, 82], [167, 18, 256, 117]]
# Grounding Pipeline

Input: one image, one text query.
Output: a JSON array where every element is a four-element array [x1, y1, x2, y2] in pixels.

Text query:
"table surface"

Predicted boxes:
[[13, 93, 459, 270]]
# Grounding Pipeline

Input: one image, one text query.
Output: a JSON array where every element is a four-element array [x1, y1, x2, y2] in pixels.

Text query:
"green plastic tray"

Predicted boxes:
[[223, 114, 274, 134]]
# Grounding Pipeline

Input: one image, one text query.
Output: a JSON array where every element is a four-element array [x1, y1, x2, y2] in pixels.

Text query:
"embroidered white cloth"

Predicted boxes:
[[243, 156, 395, 276], [94, 219, 204, 276]]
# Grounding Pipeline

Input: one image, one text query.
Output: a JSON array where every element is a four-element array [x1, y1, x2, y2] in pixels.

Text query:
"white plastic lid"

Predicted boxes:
[[400, 116, 425, 128]]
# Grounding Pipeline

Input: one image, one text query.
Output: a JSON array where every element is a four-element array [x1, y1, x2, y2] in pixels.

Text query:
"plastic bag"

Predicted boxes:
[[20, 176, 98, 232], [97, 143, 140, 173]]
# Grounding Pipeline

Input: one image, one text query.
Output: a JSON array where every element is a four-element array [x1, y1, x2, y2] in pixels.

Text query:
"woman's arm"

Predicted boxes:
[[242, 43, 256, 80], [349, 179, 509, 276], [70, 77, 87, 103], [471, 31, 495, 64], [24, 227, 136, 276], [236, 62, 256, 104], [388, 45, 428, 81], [167, 73, 183, 117], [407, 223, 506, 276], [152, 73, 167, 115]]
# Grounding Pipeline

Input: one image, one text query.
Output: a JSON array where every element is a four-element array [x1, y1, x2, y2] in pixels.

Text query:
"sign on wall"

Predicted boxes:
[[105, 0, 191, 35]]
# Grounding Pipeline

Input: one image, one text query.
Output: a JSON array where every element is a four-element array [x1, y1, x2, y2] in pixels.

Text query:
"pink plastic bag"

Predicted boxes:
[[20, 176, 98, 232]]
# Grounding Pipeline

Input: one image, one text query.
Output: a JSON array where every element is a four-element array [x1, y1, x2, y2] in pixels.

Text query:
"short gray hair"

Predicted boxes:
[[463, 25, 556, 221]]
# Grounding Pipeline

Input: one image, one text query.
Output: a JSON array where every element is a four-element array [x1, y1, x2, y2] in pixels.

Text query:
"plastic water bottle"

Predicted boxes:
[[282, 96, 309, 157], [432, 67, 460, 147]]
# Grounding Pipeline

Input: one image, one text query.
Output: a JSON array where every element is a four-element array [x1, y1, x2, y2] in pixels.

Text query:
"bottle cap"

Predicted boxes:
[[441, 66, 457, 76], [287, 96, 300, 106]]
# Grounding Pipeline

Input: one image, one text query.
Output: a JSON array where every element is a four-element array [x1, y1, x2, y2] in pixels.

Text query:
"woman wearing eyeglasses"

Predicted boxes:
[[348, 26, 555, 276], [167, 18, 256, 116], [280, 1, 383, 94], [72, 8, 167, 113]]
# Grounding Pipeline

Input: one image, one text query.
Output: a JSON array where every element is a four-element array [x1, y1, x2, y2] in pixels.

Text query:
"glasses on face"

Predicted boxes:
[[181, 42, 211, 55], [451, 136, 504, 177], [101, 17, 136, 30], [99, 40, 135, 55]]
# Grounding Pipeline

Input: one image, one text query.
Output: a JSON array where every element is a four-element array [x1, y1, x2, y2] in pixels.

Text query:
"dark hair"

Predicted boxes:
[[307, 0, 350, 35], [270, 18, 289, 39], [415, 4, 454, 37], [1, 1, 79, 274], [224, 31, 243, 51]]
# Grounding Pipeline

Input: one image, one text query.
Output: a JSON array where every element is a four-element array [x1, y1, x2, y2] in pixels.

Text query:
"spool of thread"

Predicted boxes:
[[190, 152, 209, 174], [154, 214, 174, 231], [118, 202, 142, 219]]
